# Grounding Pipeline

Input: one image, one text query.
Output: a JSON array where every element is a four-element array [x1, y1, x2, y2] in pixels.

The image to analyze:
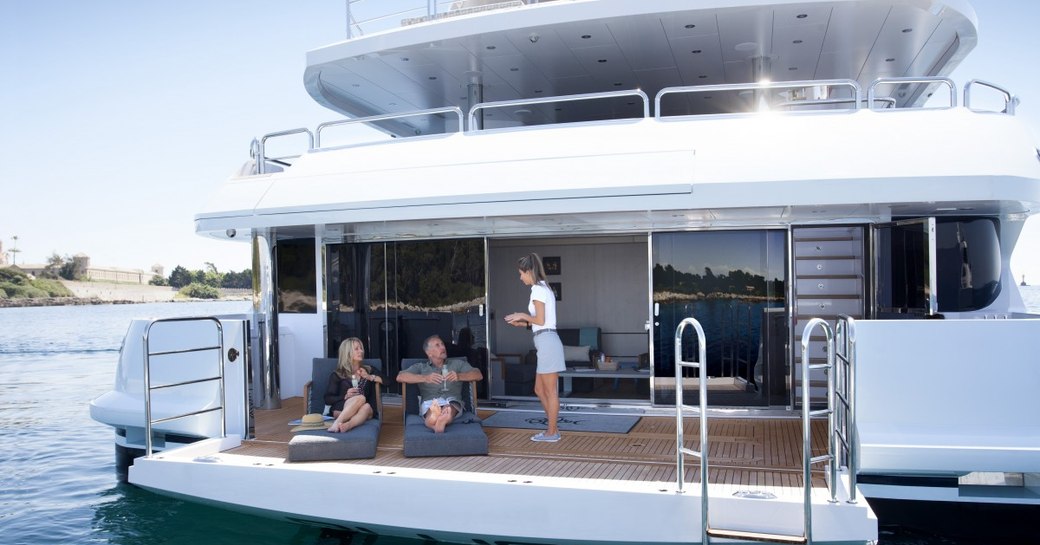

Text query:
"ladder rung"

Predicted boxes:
[[679, 447, 702, 458], [707, 527, 807, 544], [810, 453, 832, 464], [809, 408, 832, 417]]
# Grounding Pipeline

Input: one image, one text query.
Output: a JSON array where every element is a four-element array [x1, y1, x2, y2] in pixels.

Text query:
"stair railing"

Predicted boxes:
[[673, 317, 708, 545], [143, 317, 226, 457]]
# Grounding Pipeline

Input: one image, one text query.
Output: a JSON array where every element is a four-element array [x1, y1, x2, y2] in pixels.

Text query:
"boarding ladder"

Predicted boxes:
[[673, 316, 858, 544], [142, 317, 227, 457]]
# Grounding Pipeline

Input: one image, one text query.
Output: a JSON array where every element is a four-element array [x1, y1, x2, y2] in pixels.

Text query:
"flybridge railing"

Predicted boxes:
[[252, 77, 1017, 173], [869, 77, 956, 109], [655, 79, 863, 117], [344, 0, 542, 38], [965, 79, 1018, 114]]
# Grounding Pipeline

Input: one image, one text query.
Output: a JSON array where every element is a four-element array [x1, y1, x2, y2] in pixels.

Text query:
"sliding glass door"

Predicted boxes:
[[327, 238, 487, 395], [651, 230, 788, 406]]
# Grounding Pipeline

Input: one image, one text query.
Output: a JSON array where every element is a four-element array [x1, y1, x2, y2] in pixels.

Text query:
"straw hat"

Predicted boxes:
[[291, 413, 331, 432]]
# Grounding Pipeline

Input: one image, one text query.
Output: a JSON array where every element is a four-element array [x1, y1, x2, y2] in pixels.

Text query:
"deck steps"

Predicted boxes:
[[707, 527, 807, 544]]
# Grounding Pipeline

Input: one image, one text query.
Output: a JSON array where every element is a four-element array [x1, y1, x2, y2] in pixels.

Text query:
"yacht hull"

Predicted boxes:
[[129, 437, 877, 545]]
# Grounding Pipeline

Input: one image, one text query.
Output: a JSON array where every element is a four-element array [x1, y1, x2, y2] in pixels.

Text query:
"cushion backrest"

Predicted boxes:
[[309, 357, 382, 414]]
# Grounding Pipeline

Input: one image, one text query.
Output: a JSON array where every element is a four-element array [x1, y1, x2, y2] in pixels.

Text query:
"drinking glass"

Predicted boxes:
[[441, 366, 449, 392], [351, 374, 359, 390]]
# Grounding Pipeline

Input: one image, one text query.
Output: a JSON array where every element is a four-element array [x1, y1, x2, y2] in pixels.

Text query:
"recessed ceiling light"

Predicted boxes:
[[684, 24, 696, 29], [598, 59, 607, 63], [796, 13, 808, 19], [902, 28, 913, 33], [401, 57, 409, 61], [534, 89, 543, 93], [486, 45, 496, 50], [793, 39, 803, 44], [613, 82, 623, 86], [885, 58, 895, 62], [429, 76, 437, 80], [692, 49, 702, 54], [581, 34, 591, 39], [698, 75, 708, 79], [510, 67, 519, 71], [789, 67, 797, 71]]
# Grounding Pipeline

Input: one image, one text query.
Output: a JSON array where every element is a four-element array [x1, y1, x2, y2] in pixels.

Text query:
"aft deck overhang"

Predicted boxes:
[[195, 107, 1040, 240], [304, 0, 978, 131]]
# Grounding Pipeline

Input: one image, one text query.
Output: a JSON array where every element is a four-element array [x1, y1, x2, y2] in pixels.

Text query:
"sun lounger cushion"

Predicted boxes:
[[288, 418, 381, 461], [402, 412, 488, 457], [399, 360, 488, 457]]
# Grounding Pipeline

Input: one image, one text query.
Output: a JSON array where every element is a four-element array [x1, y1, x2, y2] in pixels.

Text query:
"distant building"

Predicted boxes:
[[2, 253, 155, 285], [0, 241, 7, 266]]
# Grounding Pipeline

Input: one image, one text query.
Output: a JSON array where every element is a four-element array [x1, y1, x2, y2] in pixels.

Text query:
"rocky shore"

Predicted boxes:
[[0, 280, 249, 308]]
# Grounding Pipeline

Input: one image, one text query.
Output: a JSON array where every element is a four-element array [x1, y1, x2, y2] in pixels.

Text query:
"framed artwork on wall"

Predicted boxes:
[[543, 256, 561, 275]]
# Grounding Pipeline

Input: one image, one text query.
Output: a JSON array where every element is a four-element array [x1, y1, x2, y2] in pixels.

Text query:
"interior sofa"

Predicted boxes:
[[503, 327, 601, 395]]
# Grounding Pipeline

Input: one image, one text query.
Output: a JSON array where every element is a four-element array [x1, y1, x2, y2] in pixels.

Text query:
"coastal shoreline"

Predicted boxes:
[[0, 280, 250, 308]]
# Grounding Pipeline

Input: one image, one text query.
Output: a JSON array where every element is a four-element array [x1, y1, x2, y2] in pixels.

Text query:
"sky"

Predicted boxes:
[[2, 1, 1040, 280]]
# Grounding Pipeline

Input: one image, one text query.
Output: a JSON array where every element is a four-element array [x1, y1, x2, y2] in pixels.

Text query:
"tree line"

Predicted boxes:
[[149, 263, 251, 289]]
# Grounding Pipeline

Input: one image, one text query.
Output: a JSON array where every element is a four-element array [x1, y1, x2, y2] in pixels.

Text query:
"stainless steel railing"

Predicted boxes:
[[964, 79, 1018, 114], [656, 79, 863, 117], [868, 76, 956, 109], [673, 317, 708, 545], [143, 317, 226, 457], [249, 75, 1014, 176], [834, 315, 858, 503], [467, 89, 650, 131]]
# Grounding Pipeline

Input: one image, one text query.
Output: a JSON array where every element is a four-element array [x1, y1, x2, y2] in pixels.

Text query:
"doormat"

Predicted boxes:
[[481, 411, 639, 434]]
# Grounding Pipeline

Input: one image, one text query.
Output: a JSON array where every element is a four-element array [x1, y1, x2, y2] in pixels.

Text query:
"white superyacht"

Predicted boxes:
[[91, 1, 1040, 542]]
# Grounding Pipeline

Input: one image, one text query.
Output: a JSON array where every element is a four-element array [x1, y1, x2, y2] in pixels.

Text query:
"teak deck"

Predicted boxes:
[[229, 397, 828, 489]]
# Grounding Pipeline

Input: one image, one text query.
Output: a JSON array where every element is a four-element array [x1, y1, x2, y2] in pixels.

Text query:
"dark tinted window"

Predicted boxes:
[[276, 239, 316, 313], [936, 218, 1001, 312]]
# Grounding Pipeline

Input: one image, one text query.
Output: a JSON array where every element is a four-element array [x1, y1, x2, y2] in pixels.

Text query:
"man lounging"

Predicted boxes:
[[397, 334, 483, 433]]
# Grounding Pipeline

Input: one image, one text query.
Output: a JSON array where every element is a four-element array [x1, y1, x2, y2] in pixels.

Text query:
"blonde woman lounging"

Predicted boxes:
[[326, 337, 382, 433], [505, 253, 564, 442]]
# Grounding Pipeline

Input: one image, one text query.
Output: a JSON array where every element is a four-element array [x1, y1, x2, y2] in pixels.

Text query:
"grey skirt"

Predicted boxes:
[[533, 330, 566, 374]]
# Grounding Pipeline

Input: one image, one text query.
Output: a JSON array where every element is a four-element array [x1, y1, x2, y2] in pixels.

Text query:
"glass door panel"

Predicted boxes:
[[651, 231, 787, 406], [873, 218, 935, 317], [326, 239, 486, 395]]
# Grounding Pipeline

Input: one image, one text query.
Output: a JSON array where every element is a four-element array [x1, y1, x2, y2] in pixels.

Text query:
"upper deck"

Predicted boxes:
[[305, 0, 978, 134]]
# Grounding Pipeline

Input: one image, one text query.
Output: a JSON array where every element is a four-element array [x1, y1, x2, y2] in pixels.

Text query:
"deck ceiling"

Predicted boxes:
[[304, 0, 977, 133]]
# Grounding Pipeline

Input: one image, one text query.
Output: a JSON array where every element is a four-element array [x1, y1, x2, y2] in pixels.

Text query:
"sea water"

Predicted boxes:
[[3, 291, 1040, 545]]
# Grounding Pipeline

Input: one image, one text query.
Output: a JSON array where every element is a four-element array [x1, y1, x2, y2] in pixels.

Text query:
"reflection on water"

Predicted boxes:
[[91, 483, 325, 545]]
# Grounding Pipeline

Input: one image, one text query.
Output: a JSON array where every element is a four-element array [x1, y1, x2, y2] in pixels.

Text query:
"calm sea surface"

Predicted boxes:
[[3, 290, 1040, 545]]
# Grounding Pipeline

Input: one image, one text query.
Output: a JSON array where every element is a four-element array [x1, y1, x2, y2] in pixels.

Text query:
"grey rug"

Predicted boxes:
[[481, 411, 639, 434]]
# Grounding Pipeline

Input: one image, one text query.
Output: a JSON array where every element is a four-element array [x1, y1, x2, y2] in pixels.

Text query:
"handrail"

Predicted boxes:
[[256, 127, 314, 174], [315, 106, 464, 147], [964, 79, 1018, 114], [143, 317, 226, 457], [799, 318, 837, 544], [834, 315, 858, 503], [655, 79, 862, 118], [868, 76, 956, 109], [776, 96, 896, 109], [467, 89, 650, 131], [673, 317, 708, 545], [345, 0, 534, 39]]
